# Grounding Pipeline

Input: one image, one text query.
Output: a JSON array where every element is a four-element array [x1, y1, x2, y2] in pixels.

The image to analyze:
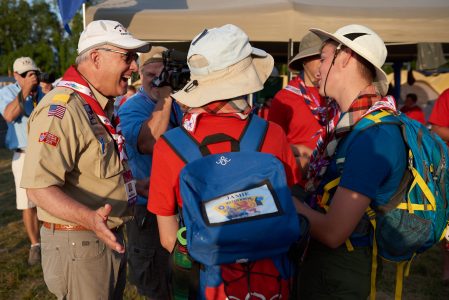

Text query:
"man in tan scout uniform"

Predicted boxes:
[[21, 20, 150, 299]]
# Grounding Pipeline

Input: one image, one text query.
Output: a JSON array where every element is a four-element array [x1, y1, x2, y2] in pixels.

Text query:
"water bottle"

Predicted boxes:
[[172, 227, 192, 300]]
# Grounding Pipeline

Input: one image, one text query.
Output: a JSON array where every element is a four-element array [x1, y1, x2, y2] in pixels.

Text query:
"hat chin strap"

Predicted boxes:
[[322, 44, 342, 98]]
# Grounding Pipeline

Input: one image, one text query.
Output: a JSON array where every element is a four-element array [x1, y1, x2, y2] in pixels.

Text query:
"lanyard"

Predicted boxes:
[[57, 67, 128, 162]]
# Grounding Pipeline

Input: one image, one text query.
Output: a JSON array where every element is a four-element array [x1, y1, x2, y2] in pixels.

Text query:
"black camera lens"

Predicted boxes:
[[39, 72, 55, 83]]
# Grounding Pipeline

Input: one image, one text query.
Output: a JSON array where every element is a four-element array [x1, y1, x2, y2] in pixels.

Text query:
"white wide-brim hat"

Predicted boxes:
[[78, 20, 150, 55], [172, 24, 274, 108], [310, 24, 388, 96]]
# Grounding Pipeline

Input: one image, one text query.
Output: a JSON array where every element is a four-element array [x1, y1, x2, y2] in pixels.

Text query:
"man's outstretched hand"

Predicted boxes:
[[89, 204, 125, 253]]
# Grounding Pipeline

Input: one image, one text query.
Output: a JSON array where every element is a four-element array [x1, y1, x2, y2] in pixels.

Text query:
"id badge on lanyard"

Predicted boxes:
[[123, 169, 137, 206]]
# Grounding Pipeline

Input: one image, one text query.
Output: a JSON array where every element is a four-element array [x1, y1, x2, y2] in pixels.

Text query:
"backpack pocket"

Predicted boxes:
[[200, 257, 292, 300], [376, 208, 431, 260]]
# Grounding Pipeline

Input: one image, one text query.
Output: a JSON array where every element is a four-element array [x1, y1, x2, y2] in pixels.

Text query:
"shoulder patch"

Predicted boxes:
[[39, 132, 60, 147], [52, 94, 70, 103]]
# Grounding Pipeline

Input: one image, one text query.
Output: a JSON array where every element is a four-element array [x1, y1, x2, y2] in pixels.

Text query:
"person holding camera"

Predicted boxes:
[[117, 46, 183, 299], [0, 57, 44, 266]]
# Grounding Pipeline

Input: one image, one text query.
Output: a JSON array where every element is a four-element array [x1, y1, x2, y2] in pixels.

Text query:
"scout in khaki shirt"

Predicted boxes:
[[21, 20, 150, 300]]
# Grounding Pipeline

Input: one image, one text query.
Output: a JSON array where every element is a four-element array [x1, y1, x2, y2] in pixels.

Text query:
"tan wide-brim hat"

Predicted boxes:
[[288, 32, 322, 72], [172, 24, 274, 108], [139, 46, 167, 67], [310, 24, 389, 96]]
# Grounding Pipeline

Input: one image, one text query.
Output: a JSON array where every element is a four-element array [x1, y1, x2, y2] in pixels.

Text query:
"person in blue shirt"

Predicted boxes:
[[295, 25, 406, 299], [0, 57, 44, 265], [118, 46, 183, 300]]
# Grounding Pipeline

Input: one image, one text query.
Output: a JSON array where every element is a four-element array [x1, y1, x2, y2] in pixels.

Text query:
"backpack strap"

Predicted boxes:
[[162, 114, 269, 163], [239, 114, 268, 152], [162, 127, 202, 164]]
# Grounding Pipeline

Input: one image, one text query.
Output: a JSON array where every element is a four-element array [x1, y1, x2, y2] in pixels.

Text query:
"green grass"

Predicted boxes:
[[0, 147, 448, 299]]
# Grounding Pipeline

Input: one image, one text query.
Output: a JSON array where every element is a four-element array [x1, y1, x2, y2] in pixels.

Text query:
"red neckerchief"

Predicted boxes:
[[182, 98, 251, 133], [57, 65, 128, 162]]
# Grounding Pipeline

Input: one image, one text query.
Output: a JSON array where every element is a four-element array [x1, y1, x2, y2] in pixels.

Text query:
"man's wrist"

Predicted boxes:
[[17, 92, 26, 112]]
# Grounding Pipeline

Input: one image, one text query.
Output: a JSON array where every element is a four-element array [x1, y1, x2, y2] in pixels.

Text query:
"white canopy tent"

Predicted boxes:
[[86, 0, 449, 44], [85, 0, 449, 100]]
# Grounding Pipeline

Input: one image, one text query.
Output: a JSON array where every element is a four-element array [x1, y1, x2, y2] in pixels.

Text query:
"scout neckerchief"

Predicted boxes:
[[285, 74, 330, 126], [285, 74, 340, 143], [182, 98, 251, 133], [57, 65, 137, 205], [306, 85, 397, 192]]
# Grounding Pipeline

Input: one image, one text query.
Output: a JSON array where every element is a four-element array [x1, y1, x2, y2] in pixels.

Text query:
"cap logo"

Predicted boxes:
[[114, 24, 130, 36], [192, 29, 209, 45], [343, 32, 368, 41]]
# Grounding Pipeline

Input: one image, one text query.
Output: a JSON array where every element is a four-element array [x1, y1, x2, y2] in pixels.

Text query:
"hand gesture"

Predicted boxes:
[[89, 204, 125, 253]]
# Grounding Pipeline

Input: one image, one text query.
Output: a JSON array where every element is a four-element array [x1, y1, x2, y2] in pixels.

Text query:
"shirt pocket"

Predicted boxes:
[[95, 137, 123, 179]]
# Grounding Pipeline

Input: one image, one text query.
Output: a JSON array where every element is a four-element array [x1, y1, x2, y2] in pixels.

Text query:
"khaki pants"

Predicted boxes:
[[40, 225, 126, 300]]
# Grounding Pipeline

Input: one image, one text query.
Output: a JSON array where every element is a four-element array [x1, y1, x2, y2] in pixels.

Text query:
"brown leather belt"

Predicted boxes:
[[43, 222, 123, 232], [43, 222, 88, 231]]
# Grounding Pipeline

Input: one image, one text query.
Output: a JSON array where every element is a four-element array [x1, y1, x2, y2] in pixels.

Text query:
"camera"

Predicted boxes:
[[152, 49, 190, 91], [39, 72, 56, 84]]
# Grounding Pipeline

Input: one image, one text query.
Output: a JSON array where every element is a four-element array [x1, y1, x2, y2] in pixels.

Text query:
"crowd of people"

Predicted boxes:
[[1, 18, 449, 299]]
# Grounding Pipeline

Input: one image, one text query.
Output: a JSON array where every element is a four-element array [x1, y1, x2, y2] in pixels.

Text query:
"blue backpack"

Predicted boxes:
[[320, 110, 449, 300], [163, 115, 303, 299]]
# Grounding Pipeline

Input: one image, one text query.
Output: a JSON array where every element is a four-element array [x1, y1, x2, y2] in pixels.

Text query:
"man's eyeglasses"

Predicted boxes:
[[96, 48, 138, 64]]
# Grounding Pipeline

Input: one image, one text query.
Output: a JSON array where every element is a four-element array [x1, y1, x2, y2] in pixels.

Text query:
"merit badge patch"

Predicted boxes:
[[47, 104, 66, 119], [83, 104, 97, 125], [39, 132, 60, 147]]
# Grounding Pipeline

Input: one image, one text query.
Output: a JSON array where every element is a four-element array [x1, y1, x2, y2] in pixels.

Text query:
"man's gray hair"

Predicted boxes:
[[75, 50, 92, 66]]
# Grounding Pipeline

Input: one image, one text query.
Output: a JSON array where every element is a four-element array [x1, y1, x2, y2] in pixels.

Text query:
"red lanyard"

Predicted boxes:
[[57, 66, 128, 162]]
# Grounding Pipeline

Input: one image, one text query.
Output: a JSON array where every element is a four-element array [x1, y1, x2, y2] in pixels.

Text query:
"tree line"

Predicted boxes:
[[0, 0, 85, 78]]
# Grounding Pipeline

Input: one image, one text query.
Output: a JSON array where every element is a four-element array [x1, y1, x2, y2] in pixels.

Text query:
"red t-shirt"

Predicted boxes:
[[148, 114, 300, 216], [429, 88, 449, 128], [267, 78, 325, 149], [400, 105, 425, 124]]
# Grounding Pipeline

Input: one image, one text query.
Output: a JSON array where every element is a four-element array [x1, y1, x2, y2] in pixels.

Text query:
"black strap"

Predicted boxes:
[[199, 133, 239, 156]]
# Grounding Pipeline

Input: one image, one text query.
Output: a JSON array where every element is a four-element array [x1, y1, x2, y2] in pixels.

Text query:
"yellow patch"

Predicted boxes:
[[52, 94, 70, 103]]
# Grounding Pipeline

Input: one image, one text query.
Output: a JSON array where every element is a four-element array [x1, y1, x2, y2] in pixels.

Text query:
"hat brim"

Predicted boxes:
[[108, 37, 151, 53], [173, 51, 274, 108], [310, 28, 388, 96], [288, 48, 321, 72], [79, 38, 151, 55]]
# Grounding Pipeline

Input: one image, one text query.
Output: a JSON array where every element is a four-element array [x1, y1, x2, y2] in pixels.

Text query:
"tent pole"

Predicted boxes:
[[288, 38, 293, 81], [82, 3, 86, 29], [393, 62, 403, 102]]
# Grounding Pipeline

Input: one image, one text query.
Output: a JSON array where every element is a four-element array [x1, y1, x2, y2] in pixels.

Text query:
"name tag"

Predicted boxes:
[[123, 170, 137, 206]]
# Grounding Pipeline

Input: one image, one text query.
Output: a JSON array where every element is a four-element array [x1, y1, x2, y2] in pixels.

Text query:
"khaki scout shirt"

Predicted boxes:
[[21, 84, 133, 228]]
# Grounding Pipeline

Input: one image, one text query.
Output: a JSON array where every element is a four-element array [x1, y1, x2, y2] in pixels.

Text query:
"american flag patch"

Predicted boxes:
[[48, 105, 66, 119], [39, 132, 60, 147]]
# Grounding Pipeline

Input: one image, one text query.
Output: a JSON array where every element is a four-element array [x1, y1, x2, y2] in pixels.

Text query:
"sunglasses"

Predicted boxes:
[[96, 48, 138, 64], [20, 71, 40, 78]]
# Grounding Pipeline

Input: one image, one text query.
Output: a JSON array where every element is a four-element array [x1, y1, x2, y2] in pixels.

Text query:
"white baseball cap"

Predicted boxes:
[[310, 24, 388, 96], [13, 57, 40, 74], [172, 24, 274, 108], [78, 20, 150, 55]]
